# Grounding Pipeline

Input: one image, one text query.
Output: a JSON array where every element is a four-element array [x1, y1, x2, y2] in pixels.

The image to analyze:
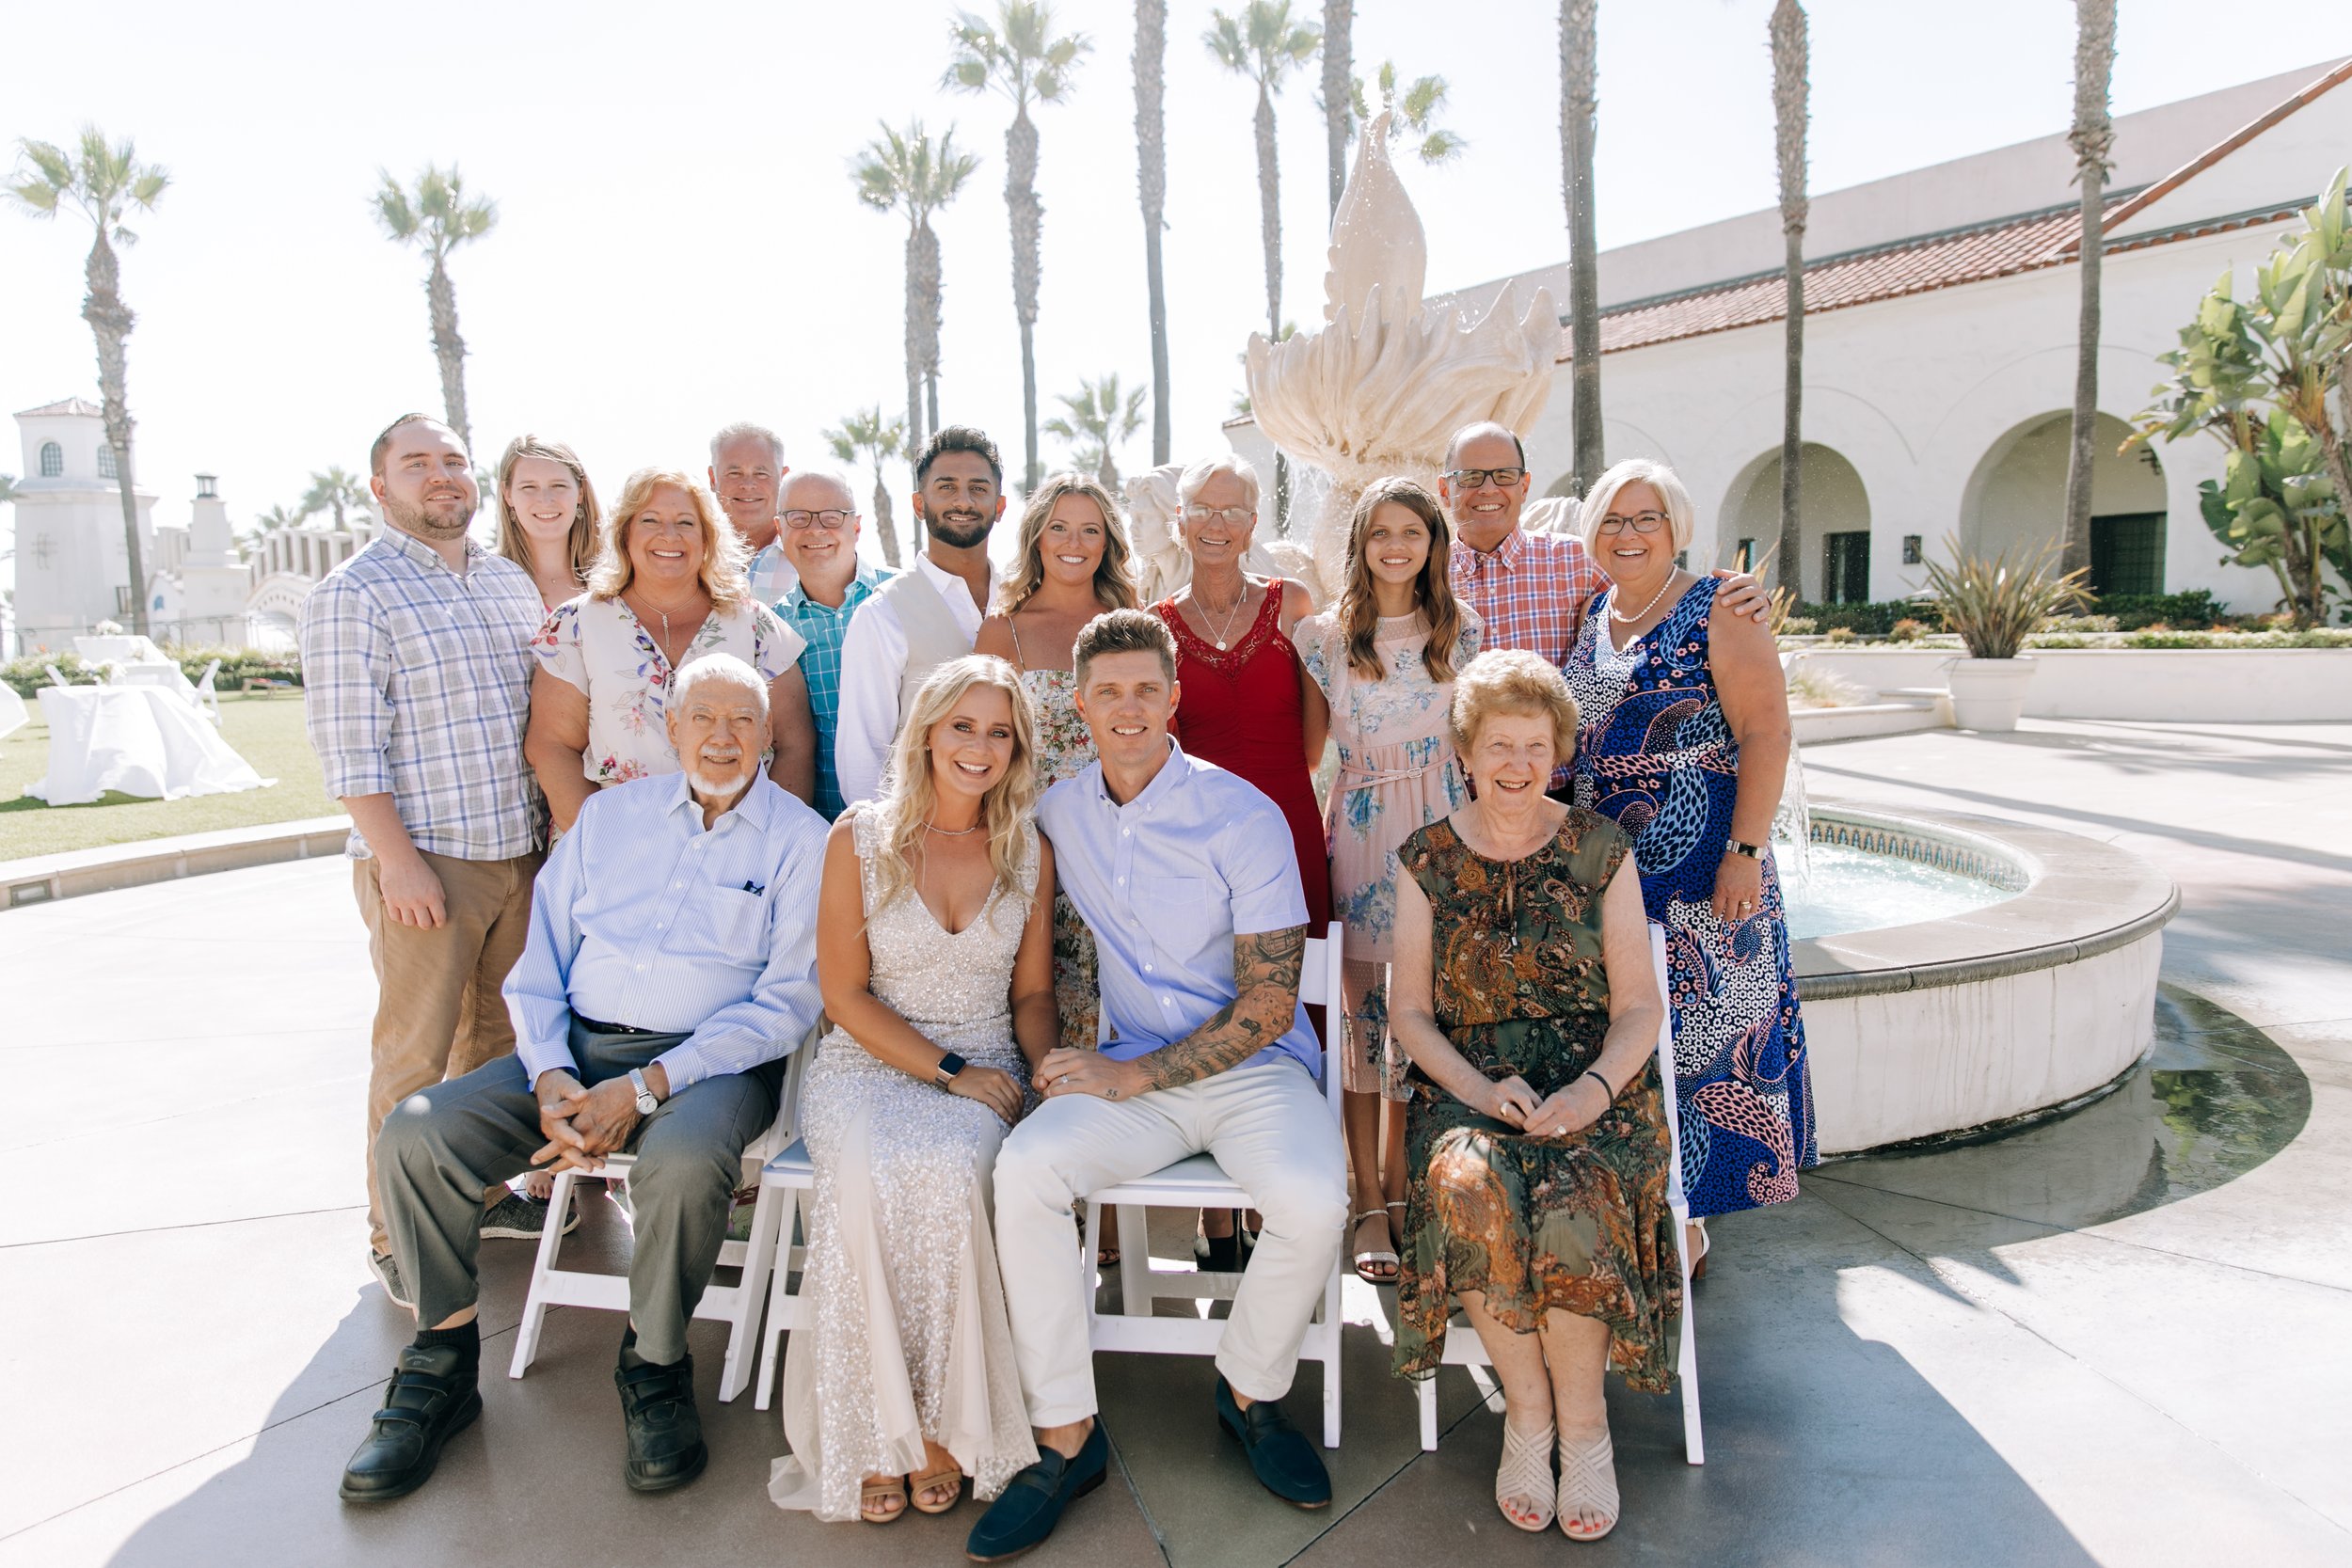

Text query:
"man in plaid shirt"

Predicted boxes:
[[1442, 421, 1769, 794], [770, 467, 895, 818], [301, 413, 553, 1300]]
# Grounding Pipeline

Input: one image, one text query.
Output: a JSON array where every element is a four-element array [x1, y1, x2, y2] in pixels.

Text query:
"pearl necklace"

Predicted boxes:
[[1609, 571, 1681, 626]]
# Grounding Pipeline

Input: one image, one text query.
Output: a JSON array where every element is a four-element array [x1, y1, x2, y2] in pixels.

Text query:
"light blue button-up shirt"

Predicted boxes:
[[503, 771, 828, 1091], [1037, 740, 1318, 1077]]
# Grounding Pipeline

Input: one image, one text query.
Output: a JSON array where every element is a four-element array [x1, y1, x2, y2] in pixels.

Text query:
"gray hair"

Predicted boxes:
[[1176, 452, 1261, 513], [708, 421, 785, 467], [1577, 458, 1696, 553], [670, 652, 771, 720], [780, 466, 861, 511]]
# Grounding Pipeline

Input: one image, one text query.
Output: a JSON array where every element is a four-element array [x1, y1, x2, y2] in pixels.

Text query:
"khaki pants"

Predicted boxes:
[[354, 848, 543, 1254]]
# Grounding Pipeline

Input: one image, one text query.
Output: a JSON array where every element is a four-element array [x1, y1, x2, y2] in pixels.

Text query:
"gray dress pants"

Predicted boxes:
[[376, 1017, 781, 1365]]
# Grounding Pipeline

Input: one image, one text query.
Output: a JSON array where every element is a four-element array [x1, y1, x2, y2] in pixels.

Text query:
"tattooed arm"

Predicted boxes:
[[1033, 923, 1309, 1101]]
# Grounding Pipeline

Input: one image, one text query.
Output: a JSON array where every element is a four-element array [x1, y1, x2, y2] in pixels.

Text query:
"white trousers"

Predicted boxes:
[[993, 1059, 1348, 1427]]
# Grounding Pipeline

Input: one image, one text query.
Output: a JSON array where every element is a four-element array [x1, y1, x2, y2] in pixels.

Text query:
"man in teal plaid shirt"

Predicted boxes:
[[763, 467, 895, 817]]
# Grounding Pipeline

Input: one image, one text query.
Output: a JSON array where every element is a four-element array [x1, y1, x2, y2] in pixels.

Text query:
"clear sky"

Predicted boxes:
[[5, 0, 2351, 589]]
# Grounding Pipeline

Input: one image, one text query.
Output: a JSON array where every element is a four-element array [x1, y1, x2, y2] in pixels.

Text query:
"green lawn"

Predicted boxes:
[[0, 690, 338, 863]]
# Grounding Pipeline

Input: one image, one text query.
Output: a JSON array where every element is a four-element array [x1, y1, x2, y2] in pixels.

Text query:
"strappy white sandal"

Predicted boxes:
[[1495, 1418, 1555, 1532], [1557, 1424, 1619, 1542], [1349, 1211, 1399, 1285]]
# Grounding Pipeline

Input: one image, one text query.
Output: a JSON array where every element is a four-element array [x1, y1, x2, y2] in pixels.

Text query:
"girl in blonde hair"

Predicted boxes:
[[774, 655, 1056, 1527]]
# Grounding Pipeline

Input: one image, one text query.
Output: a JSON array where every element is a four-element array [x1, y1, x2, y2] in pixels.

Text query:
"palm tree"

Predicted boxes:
[[1320, 2, 1353, 217], [1206, 1, 1322, 532], [9, 128, 170, 636], [824, 407, 909, 568], [1352, 60, 1468, 165], [301, 465, 367, 531], [372, 165, 497, 453], [947, 2, 1092, 493], [1560, 1, 1604, 494], [854, 121, 982, 476], [2060, 0, 2118, 578], [1771, 0, 1809, 600], [1046, 373, 1149, 490], [1135, 0, 1173, 466], [256, 503, 307, 534]]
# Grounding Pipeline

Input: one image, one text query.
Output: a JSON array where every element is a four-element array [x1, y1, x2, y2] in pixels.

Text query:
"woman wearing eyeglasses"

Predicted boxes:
[[1560, 460, 1814, 1271]]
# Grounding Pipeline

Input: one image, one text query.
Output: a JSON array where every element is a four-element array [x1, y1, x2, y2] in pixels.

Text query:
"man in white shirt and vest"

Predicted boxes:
[[832, 424, 1004, 806]]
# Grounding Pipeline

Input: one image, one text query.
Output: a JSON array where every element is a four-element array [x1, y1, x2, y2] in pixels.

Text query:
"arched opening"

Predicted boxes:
[[1960, 412, 2166, 593], [39, 441, 63, 478], [1724, 443, 1872, 603]]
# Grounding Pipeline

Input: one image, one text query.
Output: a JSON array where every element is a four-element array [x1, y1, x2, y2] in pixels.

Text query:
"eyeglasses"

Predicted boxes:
[[1595, 511, 1670, 536], [1443, 467, 1526, 489], [1184, 504, 1253, 526], [783, 509, 854, 531]]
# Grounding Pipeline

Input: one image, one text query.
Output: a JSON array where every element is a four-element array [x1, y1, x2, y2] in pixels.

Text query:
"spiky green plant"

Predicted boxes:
[[1921, 537, 2091, 660]]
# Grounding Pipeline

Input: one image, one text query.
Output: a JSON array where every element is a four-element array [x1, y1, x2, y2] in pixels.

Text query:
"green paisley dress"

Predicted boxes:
[[1391, 808, 1683, 1392]]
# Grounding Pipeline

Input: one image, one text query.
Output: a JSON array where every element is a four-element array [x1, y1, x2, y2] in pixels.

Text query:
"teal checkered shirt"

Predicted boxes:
[[776, 560, 895, 818]]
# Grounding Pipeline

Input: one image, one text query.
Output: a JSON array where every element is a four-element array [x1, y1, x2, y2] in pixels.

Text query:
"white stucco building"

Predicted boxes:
[[1231, 57, 2352, 611]]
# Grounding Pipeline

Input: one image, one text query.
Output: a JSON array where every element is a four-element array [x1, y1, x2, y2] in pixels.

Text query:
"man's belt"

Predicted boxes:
[[572, 1013, 666, 1037]]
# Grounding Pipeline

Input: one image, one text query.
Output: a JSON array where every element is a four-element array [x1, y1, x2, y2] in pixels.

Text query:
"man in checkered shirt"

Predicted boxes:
[[1441, 420, 1769, 795], [301, 413, 553, 1302]]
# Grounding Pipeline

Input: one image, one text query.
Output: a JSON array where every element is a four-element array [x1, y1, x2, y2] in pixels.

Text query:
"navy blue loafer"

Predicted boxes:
[[1216, 1378, 1330, 1510], [966, 1418, 1109, 1561]]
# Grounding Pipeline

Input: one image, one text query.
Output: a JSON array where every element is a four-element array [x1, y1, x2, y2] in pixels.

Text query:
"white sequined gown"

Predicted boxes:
[[770, 807, 1041, 1520]]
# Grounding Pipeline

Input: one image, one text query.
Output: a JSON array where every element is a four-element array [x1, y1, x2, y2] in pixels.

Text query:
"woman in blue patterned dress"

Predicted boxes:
[[1561, 460, 1814, 1261]]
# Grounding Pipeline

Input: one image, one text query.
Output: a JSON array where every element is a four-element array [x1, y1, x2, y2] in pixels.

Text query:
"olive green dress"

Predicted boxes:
[[1391, 809, 1682, 1393]]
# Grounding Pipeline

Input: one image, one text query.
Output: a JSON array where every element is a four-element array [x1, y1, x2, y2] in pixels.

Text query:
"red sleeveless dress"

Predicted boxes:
[[1153, 586, 1333, 927]]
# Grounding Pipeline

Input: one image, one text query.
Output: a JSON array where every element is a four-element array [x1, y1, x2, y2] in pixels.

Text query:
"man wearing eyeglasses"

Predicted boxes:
[[1439, 421, 1767, 795], [769, 468, 896, 819]]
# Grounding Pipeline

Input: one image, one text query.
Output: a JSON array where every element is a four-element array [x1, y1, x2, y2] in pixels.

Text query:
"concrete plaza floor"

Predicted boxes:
[[1, 720, 2346, 1566]]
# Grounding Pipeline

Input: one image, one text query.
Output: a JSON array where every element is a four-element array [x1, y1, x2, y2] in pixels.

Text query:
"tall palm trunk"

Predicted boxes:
[[1321, 0, 1352, 217], [870, 467, 903, 568], [84, 229, 147, 635], [1253, 81, 1291, 530], [1772, 0, 1809, 600], [1007, 106, 1045, 492], [1561, 0, 1603, 494], [904, 224, 928, 493], [1136, 0, 1172, 465], [918, 216, 946, 439], [425, 251, 471, 452], [2061, 0, 2118, 579]]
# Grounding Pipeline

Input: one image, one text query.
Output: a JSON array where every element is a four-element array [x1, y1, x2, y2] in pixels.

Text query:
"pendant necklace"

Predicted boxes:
[[1609, 572, 1680, 626], [925, 817, 983, 836], [1198, 582, 1249, 649]]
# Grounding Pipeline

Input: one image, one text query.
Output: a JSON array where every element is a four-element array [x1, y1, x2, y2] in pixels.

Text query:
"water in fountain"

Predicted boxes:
[[1773, 742, 1814, 895]]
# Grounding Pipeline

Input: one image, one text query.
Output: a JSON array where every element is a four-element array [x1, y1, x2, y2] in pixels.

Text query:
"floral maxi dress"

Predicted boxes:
[[1010, 626, 1102, 1051], [1391, 813, 1682, 1391]]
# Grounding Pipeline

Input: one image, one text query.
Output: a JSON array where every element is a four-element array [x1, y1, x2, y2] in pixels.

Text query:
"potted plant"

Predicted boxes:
[[1920, 537, 2090, 731]]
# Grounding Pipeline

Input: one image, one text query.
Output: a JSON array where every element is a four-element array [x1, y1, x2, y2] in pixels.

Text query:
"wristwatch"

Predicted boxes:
[[628, 1068, 660, 1116], [933, 1052, 968, 1088], [1724, 837, 1765, 861]]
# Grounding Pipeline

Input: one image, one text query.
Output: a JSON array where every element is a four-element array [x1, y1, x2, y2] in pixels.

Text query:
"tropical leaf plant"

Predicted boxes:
[[373, 164, 496, 452], [1920, 536, 2091, 660]]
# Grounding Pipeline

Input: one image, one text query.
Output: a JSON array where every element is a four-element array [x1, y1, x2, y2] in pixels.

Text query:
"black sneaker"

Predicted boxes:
[[338, 1344, 481, 1502], [614, 1345, 707, 1492], [481, 1192, 577, 1241]]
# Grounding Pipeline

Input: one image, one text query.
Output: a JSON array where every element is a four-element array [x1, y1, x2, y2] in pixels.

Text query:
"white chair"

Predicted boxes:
[[1077, 922, 1349, 1448], [509, 1027, 818, 1403], [193, 658, 222, 723], [748, 1093, 820, 1412], [1414, 923, 1704, 1463], [44, 665, 69, 688]]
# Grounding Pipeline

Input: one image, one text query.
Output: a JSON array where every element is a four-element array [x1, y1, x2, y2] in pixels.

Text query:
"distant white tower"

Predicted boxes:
[[10, 397, 156, 653]]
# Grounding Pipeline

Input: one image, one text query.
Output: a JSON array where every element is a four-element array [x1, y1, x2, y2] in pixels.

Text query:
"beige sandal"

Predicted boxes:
[[908, 1463, 963, 1514], [859, 1474, 907, 1523], [1495, 1418, 1556, 1532], [1556, 1425, 1619, 1542], [1350, 1211, 1399, 1285]]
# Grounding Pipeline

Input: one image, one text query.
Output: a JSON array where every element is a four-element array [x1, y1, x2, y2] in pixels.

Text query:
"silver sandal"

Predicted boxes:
[[1556, 1424, 1619, 1541], [1495, 1417, 1555, 1532]]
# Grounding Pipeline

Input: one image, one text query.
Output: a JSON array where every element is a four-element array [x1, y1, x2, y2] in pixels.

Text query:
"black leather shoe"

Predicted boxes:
[[965, 1418, 1108, 1561], [1216, 1377, 1330, 1509], [338, 1345, 481, 1502], [614, 1348, 707, 1492]]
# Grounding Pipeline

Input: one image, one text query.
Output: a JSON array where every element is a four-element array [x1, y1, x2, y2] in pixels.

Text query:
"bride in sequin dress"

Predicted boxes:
[[770, 656, 1057, 1525]]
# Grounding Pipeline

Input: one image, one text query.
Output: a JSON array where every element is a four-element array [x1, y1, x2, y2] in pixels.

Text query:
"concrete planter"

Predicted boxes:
[[1782, 647, 2352, 722], [1945, 656, 2036, 731]]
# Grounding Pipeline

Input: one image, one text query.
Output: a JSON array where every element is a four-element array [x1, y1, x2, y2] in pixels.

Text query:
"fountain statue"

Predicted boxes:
[[1244, 110, 1562, 601]]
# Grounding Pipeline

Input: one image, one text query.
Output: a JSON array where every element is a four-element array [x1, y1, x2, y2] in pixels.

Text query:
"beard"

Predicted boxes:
[[384, 490, 476, 542], [921, 498, 993, 550], [686, 765, 753, 803]]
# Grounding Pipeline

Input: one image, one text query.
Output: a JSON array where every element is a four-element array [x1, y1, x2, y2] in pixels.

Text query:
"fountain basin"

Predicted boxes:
[[1790, 804, 2177, 1155]]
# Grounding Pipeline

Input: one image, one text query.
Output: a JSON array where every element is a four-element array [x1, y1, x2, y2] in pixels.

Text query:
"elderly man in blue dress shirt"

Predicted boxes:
[[967, 609, 1349, 1561], [342, 653, 828, 1506]]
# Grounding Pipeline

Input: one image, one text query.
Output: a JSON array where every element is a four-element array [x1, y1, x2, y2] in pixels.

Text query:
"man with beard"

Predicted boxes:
[[302, 413, 553, 1302], [832, 424, 1004, 807]]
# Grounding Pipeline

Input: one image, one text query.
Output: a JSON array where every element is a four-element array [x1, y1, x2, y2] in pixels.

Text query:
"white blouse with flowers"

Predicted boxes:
[[531, 594, 805, 784]]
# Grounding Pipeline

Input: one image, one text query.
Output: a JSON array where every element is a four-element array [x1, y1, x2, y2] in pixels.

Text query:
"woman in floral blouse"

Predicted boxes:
[[1291, 477, 1480, 1285], [526, 467, 816, 832]]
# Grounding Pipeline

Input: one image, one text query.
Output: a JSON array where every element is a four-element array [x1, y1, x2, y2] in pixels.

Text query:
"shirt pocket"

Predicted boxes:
[[694, 885, 771, 958], [1142, 876, 1211, 910]]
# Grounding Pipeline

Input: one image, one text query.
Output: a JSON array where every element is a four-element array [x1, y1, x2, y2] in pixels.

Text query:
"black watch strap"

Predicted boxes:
[[934, 1052, 969, 1086]]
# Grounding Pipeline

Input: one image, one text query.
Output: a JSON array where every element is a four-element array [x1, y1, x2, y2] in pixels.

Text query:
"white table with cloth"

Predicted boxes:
[[73, 634, 171, 668], [25, 685, 272, 805]]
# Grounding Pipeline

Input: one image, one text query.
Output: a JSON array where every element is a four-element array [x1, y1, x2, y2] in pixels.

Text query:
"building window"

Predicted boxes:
[[39, 441, 63, 477], [1822, 531, 1872, 605], [97, 445, 118, 480], [2090, 513, 2166, 597], [1734, 536, 1757, 571]]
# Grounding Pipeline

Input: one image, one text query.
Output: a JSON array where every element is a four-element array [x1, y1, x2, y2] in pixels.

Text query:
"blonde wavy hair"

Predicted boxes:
[[867, 655, 1041, 933], [493, 434, 601, 587], [993, 471, 1139, 616], [587, 467, 753, 610]]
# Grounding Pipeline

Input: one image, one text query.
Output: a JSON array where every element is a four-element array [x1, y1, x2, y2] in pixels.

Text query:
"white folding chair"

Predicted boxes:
[[1077, 922, 1349, 1448], [1415, 922, 1704, 1463], [509, 1026, 818, 1403], [193, 657, 222, 722], [44, 665, 69, 688], [747, 1084, 819, 1412]]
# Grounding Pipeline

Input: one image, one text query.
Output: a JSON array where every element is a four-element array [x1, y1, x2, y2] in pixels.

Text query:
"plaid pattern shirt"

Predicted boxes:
[[777, 561, 894, 818], [744, 541, 795, 608], [1449, 525, 1608, 789], [299, 527, 546, 861]]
